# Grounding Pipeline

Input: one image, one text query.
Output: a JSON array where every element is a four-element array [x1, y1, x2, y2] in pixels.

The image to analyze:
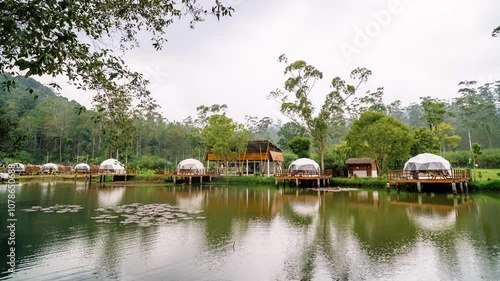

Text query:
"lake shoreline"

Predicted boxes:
[[6, 174, 500, 190]]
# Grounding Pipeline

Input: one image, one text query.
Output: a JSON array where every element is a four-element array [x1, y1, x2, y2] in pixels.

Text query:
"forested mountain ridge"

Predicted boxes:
[[1, 75, 499, 171]]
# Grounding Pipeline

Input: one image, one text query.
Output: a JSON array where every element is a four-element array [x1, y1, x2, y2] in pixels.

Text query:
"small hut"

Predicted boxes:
[[177, 159, 205, 175], [345, 158, 378, 178], [74, 163, 91, 173], [41, 163, 58, 174], [288, 158, 320, 176], [99, 159, 126, 174]]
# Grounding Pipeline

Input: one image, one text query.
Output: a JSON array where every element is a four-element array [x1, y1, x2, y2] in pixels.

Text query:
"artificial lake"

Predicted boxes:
[[1, 182, 500, 280]]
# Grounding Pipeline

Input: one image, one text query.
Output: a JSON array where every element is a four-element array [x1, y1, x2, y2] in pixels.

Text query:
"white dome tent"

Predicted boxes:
[[41, 163, 58, 174], [99, 159, 126, 174], [74, 163, 90, 173], [288, 158, 320, 176], [177, 158, 205, 174], [12, 163, 25, 172], [403, 153, 451, 172]]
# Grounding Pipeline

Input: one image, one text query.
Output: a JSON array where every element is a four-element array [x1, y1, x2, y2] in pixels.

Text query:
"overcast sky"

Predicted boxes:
[[55, 0, 500, 123]]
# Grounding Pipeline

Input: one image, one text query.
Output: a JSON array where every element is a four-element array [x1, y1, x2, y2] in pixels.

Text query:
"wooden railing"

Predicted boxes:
[[387, 169, 470, 180], [173, 169, 208, 175], [275, 170, 332, 177]]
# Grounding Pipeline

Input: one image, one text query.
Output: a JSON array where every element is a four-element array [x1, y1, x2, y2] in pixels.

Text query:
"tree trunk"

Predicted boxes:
[[76, 140, 80, 161], [468, 129, 472, 164], [59, 135, 62, 162], [136, 134, 140, 156], [92, 135, 95, 160], [320, 142, 325, 171], [473, 158, 477, 181]]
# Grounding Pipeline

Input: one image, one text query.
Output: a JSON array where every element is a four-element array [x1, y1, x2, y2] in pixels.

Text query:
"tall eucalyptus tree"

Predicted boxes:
[[268, 54, 383, 169]]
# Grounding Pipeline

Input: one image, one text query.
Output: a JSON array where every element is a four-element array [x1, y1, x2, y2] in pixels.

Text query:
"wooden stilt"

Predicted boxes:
[[386, 183, 391, 192], [417, 182, 422, 193], [452, 183, 457, 194], [460, 182, 463, 193]]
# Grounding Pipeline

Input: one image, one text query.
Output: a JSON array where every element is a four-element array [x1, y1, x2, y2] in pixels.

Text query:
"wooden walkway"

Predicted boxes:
[[160, 169, 218, 184], [275, 170, 332, 188], [73, 173, 135, 183], [386, 169, 471, 194]]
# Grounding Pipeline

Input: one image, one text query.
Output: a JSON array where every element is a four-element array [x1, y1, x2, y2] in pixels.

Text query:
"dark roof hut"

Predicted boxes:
[[345, 158, 378, 178]]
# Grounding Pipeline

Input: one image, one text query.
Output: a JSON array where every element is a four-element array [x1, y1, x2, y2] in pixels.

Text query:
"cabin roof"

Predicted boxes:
[[205, 140, 283, 161], [269, 151, 284, 162], [246, 140, 282, 153], [345, 158, 376, 165]]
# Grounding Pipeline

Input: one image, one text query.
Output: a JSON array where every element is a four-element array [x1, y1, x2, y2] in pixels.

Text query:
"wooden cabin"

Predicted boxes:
[[345, 158, 378, 178], [205, 140, 284, 176]]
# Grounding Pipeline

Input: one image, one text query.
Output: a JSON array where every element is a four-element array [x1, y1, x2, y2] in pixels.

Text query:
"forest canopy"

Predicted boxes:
[[0, 0, 232, 109], [1, 75, 499, 173]]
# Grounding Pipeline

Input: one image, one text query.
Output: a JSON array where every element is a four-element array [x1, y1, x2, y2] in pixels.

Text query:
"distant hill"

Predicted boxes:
[[0, 74, 83, 118]]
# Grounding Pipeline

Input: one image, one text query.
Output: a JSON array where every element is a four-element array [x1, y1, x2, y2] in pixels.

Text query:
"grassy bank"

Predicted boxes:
[[330, 177, 387, 188], [9, 171, 500, 191], [468, 180, 500, 190], [471, 168, 500, 181]]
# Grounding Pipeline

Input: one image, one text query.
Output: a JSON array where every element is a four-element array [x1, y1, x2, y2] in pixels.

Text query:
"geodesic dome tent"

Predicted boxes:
[[11, 163, 25, 172], [403, 153, 451, 171], [288, 158, 320, 176], [74, 163, 90, 173], [41, 163, 58, 173], [177, 158, 205, 174], [99, 159, 125, 174]]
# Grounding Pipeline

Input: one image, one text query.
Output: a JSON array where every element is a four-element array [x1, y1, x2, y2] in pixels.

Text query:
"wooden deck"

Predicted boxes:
[[160, 170, 218, 184], [74, 173, 136, 182], [275, 170, 332, 188], [386, 169, 471, 194]]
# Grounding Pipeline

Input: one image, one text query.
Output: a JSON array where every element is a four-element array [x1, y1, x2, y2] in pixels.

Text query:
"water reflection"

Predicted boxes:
[[97, 186, 125, 207], [0, 183, 499, 280], [387, 193, 472, 232]]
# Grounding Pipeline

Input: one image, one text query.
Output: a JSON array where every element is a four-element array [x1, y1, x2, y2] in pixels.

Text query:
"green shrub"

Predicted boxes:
[[469, 180, 500, 190], [445, 148, 500, 168], [213, 175, 275, 185]]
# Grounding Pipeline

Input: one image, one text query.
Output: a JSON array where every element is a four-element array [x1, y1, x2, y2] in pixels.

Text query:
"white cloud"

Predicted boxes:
[[50, 0, 500, 123]]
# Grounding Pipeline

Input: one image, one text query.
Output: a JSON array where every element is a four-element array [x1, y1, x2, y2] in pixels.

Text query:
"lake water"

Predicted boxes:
[[1, 182, 500, 281]]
